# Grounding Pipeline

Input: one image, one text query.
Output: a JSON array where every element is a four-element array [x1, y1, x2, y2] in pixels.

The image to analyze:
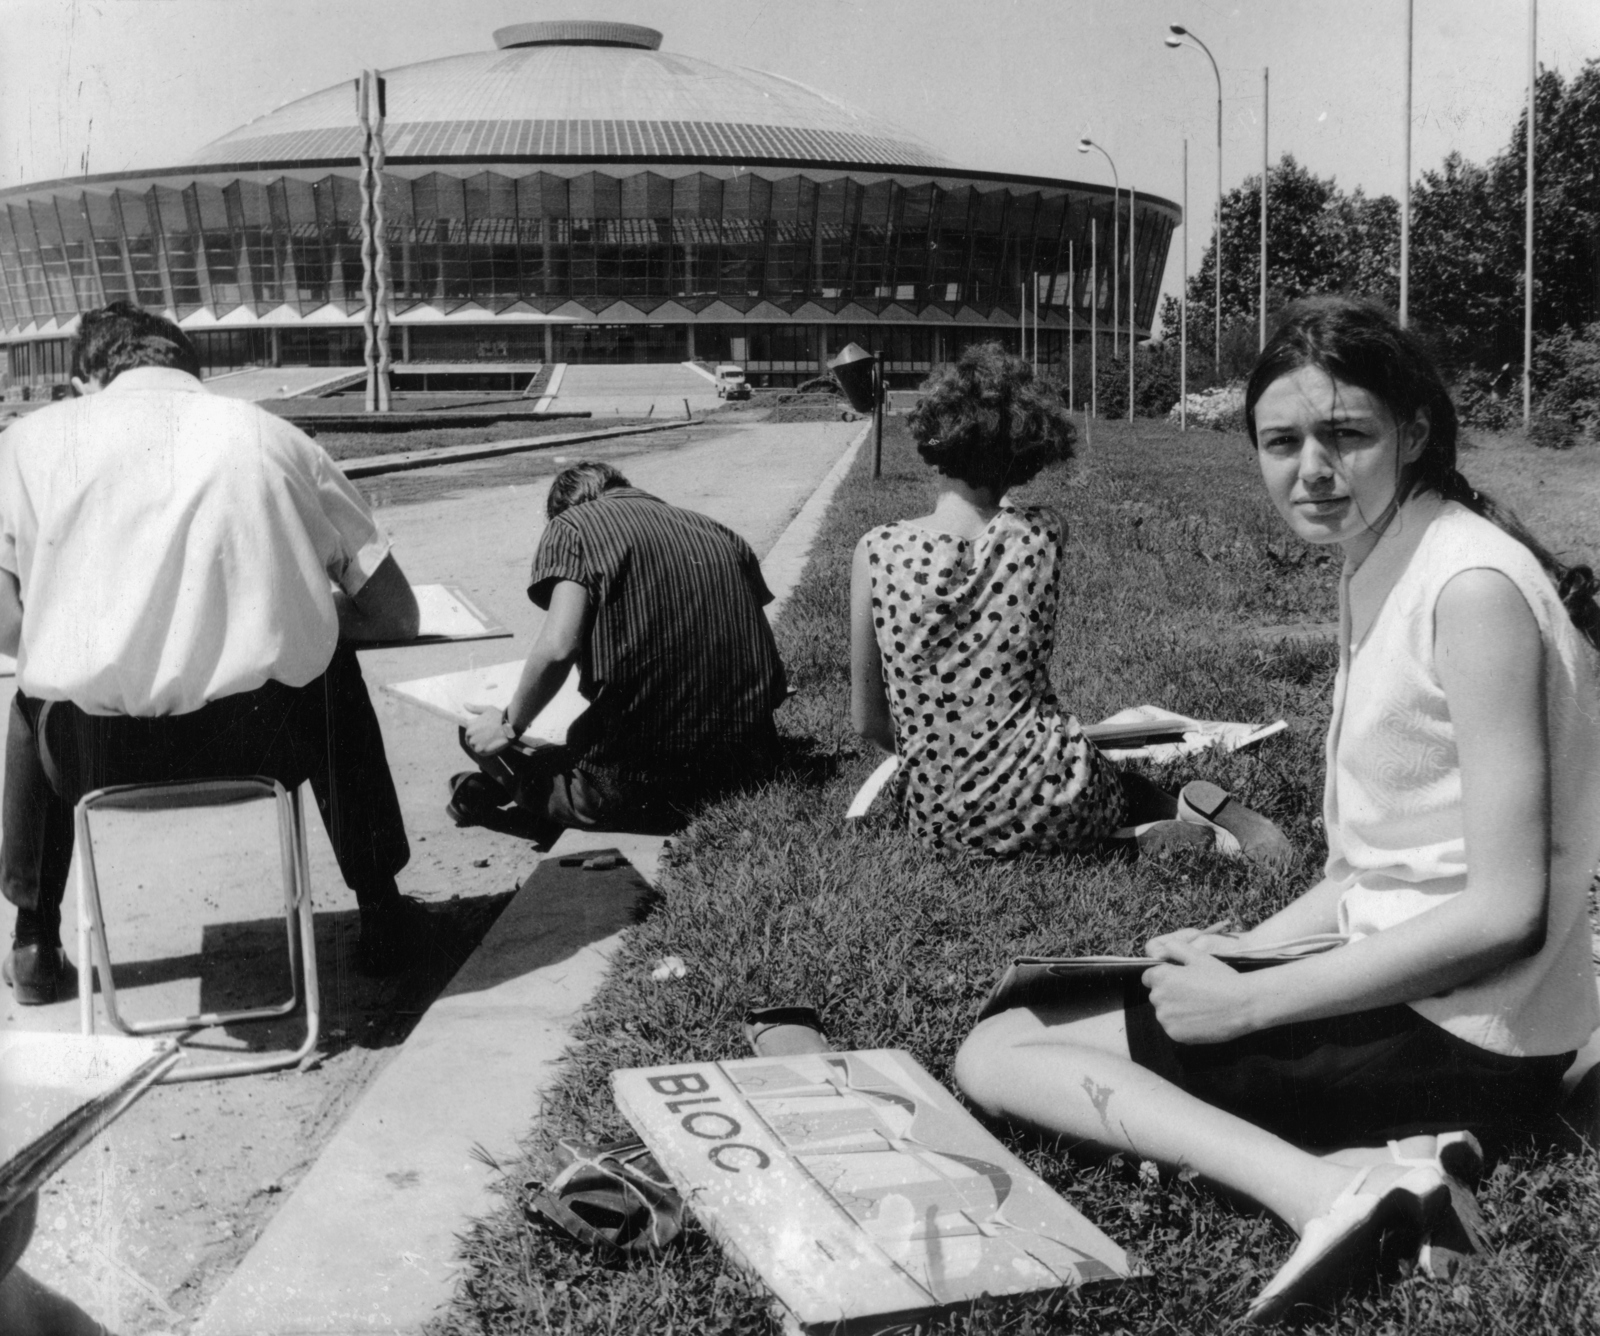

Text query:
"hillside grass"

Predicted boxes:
[[431, 418, 1600, 1336]]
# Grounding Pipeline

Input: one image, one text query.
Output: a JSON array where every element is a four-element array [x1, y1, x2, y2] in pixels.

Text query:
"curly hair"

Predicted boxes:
[[906, 342, 1075, 492]]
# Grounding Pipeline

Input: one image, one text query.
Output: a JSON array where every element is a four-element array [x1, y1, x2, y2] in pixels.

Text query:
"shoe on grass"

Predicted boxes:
[[1245, 1163, 1448, 1324], [1387, 1132, 1486, 1280], [1176, 781, 1293, 866], [3, 942, 73, 1006], [357, 898, 431, 977], [743, 1005, 831, 1056]]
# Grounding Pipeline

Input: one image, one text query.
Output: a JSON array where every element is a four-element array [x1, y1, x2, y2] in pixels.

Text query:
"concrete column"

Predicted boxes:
[[544, 323, 554, 363], [401, 324, 412, 363], [270, 327, 281, 368], [685, 323, 696, 362]]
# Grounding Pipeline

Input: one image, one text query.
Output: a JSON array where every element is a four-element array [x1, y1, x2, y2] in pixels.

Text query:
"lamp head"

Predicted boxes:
[[1168, 23, 1187, 35], [1077, 138, 1093, 153], [826, 343, 881, 413]]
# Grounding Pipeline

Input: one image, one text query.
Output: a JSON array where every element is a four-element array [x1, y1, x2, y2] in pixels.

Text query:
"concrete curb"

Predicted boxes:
[[762, 421, 870, 625], [341, 417, 687, 479], [193, 423, 862, 1335], [533, 362, 567, 413]]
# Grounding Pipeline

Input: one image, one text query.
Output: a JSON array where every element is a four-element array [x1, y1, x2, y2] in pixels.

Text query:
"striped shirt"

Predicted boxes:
[[529, 488, 787, 781]]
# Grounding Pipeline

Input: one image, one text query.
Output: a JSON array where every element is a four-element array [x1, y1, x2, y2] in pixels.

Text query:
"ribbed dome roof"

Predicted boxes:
[[189, 22, 952, 170]]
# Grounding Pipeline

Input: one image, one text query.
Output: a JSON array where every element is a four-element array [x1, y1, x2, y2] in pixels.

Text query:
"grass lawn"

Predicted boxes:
[[432, 418, 1600, 1335]]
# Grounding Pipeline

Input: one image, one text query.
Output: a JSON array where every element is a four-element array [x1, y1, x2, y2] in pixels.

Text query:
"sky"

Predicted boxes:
[[4, 0, 1598, 312]]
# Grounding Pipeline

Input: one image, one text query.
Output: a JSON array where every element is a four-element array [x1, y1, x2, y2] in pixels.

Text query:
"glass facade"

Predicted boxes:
[[0, 170, 1176, 337]]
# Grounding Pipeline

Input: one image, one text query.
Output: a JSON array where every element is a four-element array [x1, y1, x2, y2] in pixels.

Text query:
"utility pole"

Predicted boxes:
[[1090, 220, 1098, 418], [1400, 0, 1413, 326], [1127, 187, 1135, 424], [1523, 0, 1537, 426], [1260, 67, 1269, 351]]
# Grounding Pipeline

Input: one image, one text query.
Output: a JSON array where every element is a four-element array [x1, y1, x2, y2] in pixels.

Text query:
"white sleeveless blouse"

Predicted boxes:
[[1326, 493, 1600, 1056]]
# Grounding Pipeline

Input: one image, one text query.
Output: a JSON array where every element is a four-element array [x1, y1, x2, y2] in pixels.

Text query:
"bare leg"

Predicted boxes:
[[955, 992, 1413, 1236]]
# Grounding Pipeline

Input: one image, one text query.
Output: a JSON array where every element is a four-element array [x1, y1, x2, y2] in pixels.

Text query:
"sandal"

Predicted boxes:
[[1245, 1163, 1448, 1324], [446, 771, 508, 827], [1176, 781, 1293, 866], [1387, 1132, 1486, 1280], [743, 1005, 831, 1057], [525, 1137, 683, 1258]]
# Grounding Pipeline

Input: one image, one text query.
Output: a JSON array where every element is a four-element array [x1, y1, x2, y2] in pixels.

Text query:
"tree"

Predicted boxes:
[[1166, 155, 1397, 379], [1169, 60, 1600, 379]]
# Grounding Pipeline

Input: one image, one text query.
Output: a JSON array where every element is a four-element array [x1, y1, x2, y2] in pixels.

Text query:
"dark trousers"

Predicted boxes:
[[459, 722, 780, 841], [2, 644, 409, 944], [1, 692, 74, 944]]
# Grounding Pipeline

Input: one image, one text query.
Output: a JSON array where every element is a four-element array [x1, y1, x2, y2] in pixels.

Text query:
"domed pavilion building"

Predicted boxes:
[[0, 19, 1179, 392]]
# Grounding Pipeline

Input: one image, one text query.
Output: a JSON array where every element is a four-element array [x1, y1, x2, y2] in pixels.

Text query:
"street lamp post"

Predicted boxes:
[[1078, 138, 1119, 381], [1167, 25, 1222, 377], [1079, 137, 1132, 422], [1180, 137, 1188, 430]]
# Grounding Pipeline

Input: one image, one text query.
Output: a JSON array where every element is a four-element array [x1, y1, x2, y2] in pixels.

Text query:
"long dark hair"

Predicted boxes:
[[1245, 297, 1600, 650]]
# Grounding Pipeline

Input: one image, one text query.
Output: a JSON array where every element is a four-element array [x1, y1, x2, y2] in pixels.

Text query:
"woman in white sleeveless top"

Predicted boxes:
[[955, 298, 1600, 1322]]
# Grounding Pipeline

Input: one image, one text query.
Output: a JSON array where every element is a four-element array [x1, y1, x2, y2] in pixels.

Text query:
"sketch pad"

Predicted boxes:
[[0, 586, 508, 677], [977, 934, 1349, 1021], [362, 583, 511, 648], [385, 660, 587, 748], [614, 1049, 1136, 1333]]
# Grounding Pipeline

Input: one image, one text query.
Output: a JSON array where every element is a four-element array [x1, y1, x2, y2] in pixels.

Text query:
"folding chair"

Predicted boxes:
[[74, 776, 320, 1083]]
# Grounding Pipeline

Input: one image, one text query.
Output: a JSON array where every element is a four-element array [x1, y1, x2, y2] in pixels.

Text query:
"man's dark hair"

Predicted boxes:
[[71, 301, 201, 384], [547, 461, 632, 519]]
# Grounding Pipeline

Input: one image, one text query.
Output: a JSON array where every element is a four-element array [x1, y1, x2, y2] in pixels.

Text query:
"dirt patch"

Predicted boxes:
[[14, 891, 511, 1332]]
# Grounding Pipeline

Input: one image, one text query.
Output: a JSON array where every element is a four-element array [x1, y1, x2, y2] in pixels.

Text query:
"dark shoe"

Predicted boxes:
[[526, 1137, 684, 1258], [357, 898, 430, 977], [446, 771, 509, 827], [743, 1005, 832, 1057], [3, 943, 72, 1006], [1177, 780, 1294, 866]]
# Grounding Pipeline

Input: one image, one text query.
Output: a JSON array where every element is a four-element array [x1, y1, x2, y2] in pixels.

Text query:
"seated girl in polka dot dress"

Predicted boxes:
[[849, 342, 1287, 859]]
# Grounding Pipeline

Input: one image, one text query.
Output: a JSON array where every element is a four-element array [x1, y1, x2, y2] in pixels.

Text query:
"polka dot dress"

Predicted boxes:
[[865, 504, 1127, 855]]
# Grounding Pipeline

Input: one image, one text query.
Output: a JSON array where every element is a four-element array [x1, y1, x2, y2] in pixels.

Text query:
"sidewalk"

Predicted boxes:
[[3, 419, 865, 1333], [193, 422, 866, 1335]]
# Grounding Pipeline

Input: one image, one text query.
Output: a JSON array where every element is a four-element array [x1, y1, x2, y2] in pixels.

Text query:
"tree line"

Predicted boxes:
[[1149, 58, 1600, 436]]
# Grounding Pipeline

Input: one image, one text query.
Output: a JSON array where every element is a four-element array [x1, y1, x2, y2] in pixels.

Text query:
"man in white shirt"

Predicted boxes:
[[0, 303, 422, 1002]]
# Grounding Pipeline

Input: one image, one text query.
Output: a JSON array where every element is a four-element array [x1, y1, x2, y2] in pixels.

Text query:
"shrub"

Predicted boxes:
[[1169, 382, 1248, 432], [1531, 321, 1600, 446], [1093, 345, 1183, 419], [1527, 409, 1577, 450], [1453, 366, 1520, 432]]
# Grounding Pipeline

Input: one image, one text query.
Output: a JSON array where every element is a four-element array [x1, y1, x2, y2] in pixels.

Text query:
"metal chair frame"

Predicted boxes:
[[74, 776, 320, 1083]]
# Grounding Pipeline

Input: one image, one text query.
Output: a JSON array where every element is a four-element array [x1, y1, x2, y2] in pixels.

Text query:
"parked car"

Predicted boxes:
[[714, 364, 751, 400]]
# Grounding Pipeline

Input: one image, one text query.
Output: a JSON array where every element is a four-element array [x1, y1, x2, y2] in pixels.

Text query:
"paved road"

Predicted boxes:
[[1, 417, 858, 1333]]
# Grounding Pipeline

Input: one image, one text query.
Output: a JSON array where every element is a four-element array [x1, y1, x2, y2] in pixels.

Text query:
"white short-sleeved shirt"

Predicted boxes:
[[1325, 492, 1600, 1056], [0, 367, 391, 716]]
